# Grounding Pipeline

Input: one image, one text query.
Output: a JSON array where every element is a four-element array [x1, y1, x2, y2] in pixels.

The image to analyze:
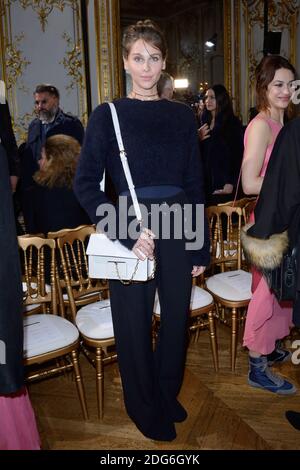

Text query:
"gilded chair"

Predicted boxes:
[[56, 227, 116, 419], [217, 196, 256, 209], [48, 225, 109, 316], [153, 284, 218, 371], [19, 236, 88, 419], [205, 205, 252, 371], [242, 198, 257, 225]]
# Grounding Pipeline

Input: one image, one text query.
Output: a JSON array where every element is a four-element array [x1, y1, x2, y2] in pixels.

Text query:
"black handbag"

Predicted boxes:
[[263, 245, 297, 302]]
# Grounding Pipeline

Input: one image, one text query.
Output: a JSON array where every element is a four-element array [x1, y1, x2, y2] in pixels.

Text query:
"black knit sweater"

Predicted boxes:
[[74, 98, 210, 266]]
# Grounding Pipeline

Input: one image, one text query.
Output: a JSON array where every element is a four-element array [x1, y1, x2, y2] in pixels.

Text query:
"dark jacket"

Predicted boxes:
[[200, 111, 244, 203], [26, 185, 91, 235], [0, 145, 24, 394], [20, 109, 84, 232], [21, 109, 84, 191], [241, 118, 300, 323], [0, 101, 19, 176]]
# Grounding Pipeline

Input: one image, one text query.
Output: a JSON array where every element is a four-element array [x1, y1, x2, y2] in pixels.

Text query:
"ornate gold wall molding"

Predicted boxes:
[[19, 0, 79, 32], [0, 0, 88, 140], [94, 0, 122, 103], [234, 0, 241, 117], [240, 0, 299, 121], [60, 31, 84, 90], [223, 0, 232, 97], [246, 0, 299, 63], [5, 33, 31, 90]]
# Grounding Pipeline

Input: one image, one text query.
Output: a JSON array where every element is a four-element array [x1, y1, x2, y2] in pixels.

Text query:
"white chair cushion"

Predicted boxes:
[[76, 299, 114, 339], [190, 286, 213, 309], [24, 314, 79, 358], [153, 286, 213, 315], [24, 304, 41, 312], [206, 269, 252, 301]]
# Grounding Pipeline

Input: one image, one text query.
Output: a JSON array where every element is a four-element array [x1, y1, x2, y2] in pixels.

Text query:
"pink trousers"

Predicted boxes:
[[243, 268, 293, 355], [0, 386, 40, 450]]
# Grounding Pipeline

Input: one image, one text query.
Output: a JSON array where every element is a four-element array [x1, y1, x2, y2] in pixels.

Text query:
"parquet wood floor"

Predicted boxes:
[[28, 324, 300, 450]]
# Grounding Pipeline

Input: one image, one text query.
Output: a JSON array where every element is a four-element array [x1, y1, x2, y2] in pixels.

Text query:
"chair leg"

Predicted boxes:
[[95, 347, 104, 420], [231, 307, 238, 372], [71, 349, 89, 420], [208, 310, 218, 371]]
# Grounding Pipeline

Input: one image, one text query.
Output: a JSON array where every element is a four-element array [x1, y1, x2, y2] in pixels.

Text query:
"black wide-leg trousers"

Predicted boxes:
[[109, 192, 192, 438]]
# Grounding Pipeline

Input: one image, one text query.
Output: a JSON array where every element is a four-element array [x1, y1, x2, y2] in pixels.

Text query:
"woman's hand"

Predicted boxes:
[[198, 124, 210, 141], [191, 266, 206, 277], [213, 184, 233, 195], [132, 228, 156, 261]]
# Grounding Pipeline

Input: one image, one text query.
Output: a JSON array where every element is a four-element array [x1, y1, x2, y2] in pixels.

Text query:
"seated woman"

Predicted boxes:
[[27, 134, 91, 234], [199, 84, 244, 205]]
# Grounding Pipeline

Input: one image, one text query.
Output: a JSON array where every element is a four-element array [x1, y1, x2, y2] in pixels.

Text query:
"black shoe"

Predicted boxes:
[[286, 410, 300, 430], [140, 421, 177, 441], [267, 345, 291, 366], [168, 399, 188, 423]]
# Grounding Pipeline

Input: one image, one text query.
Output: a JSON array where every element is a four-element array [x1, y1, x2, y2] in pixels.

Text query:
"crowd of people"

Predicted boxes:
[[2, 16, 300, 449]]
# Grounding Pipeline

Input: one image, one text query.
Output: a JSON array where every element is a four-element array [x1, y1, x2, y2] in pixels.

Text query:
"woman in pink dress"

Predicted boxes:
[[241, 55, 297, 394], [0, 99, 40, 450]]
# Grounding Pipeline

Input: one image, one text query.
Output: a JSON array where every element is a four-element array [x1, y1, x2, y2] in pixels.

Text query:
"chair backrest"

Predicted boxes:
[[206, 205, 243, 271], [242, 198, 257, 224], [56, 226, 108, 321], [18, 236, 57, 314], [217, 196, 256, 208], [47, 225, 94, 240]]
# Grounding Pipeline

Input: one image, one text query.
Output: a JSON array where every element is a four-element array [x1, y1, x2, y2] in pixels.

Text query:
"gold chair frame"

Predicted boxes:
[[56, 227, 116, 419], [19, 236, 88, 419], [206, 205, 251, 371]]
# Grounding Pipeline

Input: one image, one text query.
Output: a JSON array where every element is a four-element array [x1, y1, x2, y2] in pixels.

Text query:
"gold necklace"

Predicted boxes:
[[129, 90, 159, 101]]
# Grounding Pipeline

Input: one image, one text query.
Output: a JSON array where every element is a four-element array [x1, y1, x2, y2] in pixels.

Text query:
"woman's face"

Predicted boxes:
[[161, 79, 174, 100], [204, 89, 216, 113], [266, 67, 295, 110], [124, 39, 165, 94]]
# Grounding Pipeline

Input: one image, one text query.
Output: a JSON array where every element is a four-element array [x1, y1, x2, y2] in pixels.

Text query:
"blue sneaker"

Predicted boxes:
[[267, 340, 292, 366], [248, 356, 296, 395]]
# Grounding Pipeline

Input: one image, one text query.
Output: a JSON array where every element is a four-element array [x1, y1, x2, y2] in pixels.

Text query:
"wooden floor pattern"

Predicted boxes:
[[28, 324, 300, 450]]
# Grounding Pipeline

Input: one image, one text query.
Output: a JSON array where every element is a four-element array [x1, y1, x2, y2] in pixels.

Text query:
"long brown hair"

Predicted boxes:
[[34, 134, 80, 189], [255, 55, 296, 112]]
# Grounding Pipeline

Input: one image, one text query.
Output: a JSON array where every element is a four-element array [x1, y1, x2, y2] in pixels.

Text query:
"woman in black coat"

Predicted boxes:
[[198, 84, 244, 205], [241, 116, 300, 431], [0, 143, 40, 449], [0, 99, 19, 189], [26, 134, 91, 235]]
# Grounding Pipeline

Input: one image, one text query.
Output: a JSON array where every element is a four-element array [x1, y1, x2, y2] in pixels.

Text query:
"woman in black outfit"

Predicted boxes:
[[241, 116, 300, 429], [0, 102, 40, 449], [27, 134, 91, 235], [199, 84, 244, 205], [74, 19, 210, 441]]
